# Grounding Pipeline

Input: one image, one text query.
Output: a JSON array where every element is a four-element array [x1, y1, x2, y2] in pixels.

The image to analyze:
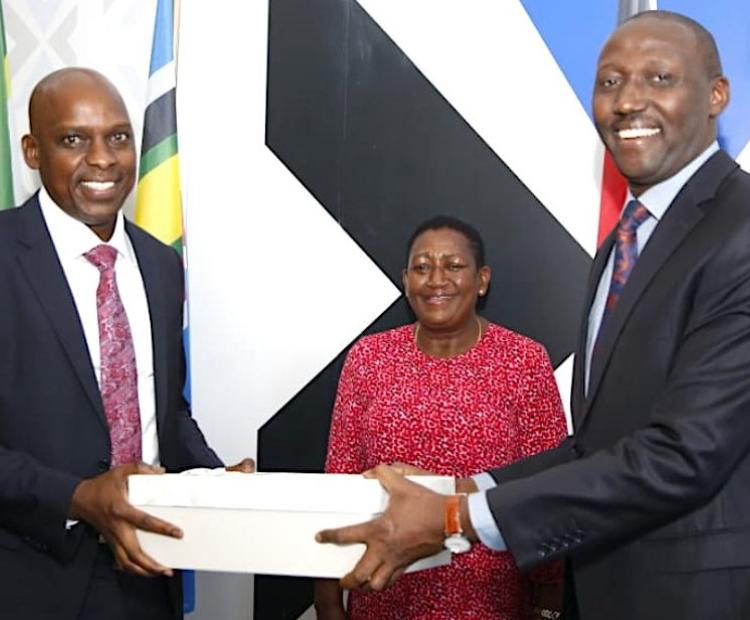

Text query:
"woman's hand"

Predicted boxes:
[[364, 461, 433, 477], [314, 578, 347, 620], [527, 581, 563, 620], [315, 605, 348, 620], [365, 462, 479, 495]]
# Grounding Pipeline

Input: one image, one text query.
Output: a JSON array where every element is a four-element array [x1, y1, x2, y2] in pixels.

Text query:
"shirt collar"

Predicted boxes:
[[38, 186, 134, 263], [624, 141, 720, 222]]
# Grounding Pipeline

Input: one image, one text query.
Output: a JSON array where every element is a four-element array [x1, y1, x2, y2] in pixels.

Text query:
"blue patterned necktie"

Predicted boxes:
[[600, 199, 651, 329]]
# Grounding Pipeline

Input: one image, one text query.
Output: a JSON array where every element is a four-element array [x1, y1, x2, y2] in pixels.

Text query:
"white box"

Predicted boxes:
[[128, 471, 454, 578]]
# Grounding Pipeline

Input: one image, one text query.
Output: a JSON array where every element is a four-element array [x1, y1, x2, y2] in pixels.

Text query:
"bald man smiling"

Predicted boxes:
[[0, 68, 251, 620]]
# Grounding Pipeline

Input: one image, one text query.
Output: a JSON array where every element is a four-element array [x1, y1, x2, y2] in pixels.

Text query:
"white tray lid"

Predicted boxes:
[[129, 470, 454, 514]]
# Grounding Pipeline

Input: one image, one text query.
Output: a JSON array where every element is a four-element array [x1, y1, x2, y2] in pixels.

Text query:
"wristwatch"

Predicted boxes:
[[443, 494, 471, 553]]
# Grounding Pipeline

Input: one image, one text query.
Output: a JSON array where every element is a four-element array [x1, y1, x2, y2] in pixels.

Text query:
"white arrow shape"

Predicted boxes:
[[738, 140, 750, 173], [177, 1, 400, 462]]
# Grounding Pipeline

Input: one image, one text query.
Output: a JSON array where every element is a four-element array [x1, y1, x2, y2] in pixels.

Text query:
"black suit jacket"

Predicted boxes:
[[0, 195, 221, 619], [485, 151, 750, 619]]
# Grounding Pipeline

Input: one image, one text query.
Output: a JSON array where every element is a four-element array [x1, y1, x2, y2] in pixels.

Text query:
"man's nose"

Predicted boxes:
[[614, 77, 647, 115], [86, 137, 116, 168]]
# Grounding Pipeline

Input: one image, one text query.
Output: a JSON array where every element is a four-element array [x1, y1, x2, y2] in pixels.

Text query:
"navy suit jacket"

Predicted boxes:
[[484, 151, 750, 619], [0, 194, 221, 619]]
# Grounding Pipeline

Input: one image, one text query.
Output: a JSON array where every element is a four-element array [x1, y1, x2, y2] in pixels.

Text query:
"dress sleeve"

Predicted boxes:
[[516, 341, 567, 585], [324, 342, 368, 474]]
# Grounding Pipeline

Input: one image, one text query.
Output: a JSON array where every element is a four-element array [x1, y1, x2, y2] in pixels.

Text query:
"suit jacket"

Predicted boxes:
[[0, 195, 222, 620], [485, 151, 750, 620]]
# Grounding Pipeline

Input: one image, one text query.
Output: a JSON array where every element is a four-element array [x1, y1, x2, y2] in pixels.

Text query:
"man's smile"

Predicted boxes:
[[616, 126, 662, 140]]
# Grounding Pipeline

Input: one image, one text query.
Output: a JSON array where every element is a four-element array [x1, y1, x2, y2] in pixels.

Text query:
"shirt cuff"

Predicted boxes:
[[468, 491, 507, 551], [472, 472, 497, 492]]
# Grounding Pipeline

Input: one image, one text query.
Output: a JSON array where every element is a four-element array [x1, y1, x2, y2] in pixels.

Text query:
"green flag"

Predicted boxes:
[[0, 2, 14, 210]]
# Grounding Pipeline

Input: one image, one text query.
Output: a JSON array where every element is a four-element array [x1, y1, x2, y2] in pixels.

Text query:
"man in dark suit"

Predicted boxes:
[[318, 11, 750, 619], [0, 68, 251, 619]]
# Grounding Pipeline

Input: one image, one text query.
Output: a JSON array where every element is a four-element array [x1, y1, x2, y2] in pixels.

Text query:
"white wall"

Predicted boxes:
[[4, 0, 153, 211]]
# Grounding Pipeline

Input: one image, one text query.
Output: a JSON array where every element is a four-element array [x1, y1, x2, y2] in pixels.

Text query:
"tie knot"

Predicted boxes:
[[84, 244, 118, 272], [619, 200, 650, 234]]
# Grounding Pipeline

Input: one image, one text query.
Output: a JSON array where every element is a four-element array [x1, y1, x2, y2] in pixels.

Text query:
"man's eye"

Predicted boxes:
[[446, 264, 465, 272], [411, 264, 430, 273], [598, 76, 619, 89], [652, 73, 672, 84], [111, 131, 131, 143], [62, 134, 82, 146]]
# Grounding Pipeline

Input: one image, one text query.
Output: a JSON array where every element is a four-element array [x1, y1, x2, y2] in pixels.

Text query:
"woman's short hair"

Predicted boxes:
[[406, 215, 485, 268]]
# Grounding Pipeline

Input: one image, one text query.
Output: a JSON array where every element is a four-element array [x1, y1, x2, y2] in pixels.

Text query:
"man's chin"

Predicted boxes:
[[609, 156, 663, 187], [77, 206, 123, 239], [79, 202, 124, 221]]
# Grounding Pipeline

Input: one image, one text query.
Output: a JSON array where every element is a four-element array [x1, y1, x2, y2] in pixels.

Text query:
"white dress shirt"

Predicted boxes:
[[468, 142, 720, 551], [38, 187, 160, 466]]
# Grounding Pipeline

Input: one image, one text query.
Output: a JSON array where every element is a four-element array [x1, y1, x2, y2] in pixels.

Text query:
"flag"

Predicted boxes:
[[0, 1, 15, 211], [135, 0, 183, 253], [134, 0, 196, 613]]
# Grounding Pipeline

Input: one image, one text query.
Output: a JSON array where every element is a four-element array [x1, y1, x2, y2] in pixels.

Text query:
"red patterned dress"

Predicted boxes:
[[325, 323, 567, 620]]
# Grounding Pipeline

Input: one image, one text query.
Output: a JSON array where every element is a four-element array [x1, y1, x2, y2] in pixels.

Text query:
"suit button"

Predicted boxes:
[[537, 542, 553, 557], [570, 446, 582, 458], [97, 459, 110, 472]]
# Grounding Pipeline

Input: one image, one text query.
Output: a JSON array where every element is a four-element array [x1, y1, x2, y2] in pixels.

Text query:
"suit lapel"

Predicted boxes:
[[14, 197, 107, 430], [127, 222, 169, 429], [582, 151, 738, 421]]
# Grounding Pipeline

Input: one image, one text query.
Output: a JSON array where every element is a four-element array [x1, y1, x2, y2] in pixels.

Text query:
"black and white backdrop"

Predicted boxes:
[[3, 1, 608, 618], [181, 1, 598, 618], [5, 0, 749, 618]]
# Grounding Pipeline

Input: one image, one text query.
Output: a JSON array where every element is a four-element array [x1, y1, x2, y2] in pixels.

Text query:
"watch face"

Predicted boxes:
[[444, 534, 471, 554]]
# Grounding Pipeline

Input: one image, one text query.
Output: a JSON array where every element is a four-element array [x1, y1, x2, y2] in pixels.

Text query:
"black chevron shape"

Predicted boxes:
[[257, 0, 592, 617]]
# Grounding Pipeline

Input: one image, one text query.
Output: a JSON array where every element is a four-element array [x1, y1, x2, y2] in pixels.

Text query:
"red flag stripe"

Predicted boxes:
[[597, 151, 628, 246]]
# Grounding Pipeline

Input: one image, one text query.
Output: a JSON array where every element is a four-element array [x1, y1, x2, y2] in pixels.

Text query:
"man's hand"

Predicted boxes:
[[70, 463, 179, 578], [225, 457, 255, 473], [316, 464, 446, 592]]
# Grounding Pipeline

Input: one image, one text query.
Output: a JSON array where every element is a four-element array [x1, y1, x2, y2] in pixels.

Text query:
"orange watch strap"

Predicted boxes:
[[444, 494, 463, 536]]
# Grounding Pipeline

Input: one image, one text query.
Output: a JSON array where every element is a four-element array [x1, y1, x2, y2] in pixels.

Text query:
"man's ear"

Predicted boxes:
[[709, 76, 730, 118], [21, 134, 40, 170]]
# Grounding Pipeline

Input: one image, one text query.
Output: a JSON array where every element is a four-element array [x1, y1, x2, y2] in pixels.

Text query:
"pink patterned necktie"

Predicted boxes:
[[84, 244, 141, 467], [600, 199, 651, 329]]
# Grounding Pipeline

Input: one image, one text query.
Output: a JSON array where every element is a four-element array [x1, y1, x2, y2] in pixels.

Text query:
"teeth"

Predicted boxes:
[[81, 181, 115, 190], [617, 127, 661, 139]]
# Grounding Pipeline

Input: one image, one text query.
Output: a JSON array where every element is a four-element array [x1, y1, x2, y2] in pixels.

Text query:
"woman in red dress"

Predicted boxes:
[[315, 216, 566, 619]]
